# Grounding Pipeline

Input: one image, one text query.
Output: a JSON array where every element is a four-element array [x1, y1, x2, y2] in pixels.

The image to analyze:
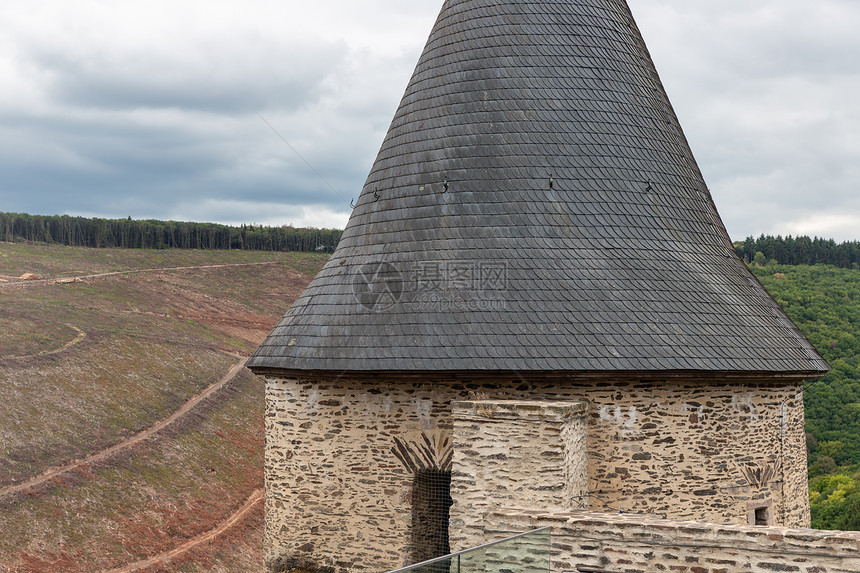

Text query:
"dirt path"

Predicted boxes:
[[0, 357, 248, 499], [0, 261, 288, 289], [102, 488, 263, 573], [2, 323, 87, 361]]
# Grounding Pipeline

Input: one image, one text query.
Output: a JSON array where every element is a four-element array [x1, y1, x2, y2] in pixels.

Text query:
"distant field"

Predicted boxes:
[[0, 241, 325, 281], [0, 243, 325, 572]]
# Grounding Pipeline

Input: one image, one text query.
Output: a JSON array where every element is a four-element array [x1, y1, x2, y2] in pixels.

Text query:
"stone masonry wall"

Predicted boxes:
[[483, 509, 860, 573], [264, 377, 453, 573], [263, 376, 808, 573], [449, 400, 588, 552]]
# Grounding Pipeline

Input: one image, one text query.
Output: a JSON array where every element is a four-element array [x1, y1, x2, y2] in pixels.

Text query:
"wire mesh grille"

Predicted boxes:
[[411, 469, 452, 565]]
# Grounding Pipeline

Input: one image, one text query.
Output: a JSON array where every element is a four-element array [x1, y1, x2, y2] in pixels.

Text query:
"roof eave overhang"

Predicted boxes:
[[247, 366, 828, 383]]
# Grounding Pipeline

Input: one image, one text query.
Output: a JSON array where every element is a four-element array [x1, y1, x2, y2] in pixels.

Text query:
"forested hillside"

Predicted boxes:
[[0, 211, 342, 252], [750, 263, 860, 529]]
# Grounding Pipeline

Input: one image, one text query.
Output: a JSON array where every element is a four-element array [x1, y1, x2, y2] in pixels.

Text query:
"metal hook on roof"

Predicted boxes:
[[350, 198, 355, 209], [374, 189, 381, 202], [443, 179, 449, 193], [549, 174, 554, 189], [645, 178, 654, 192]]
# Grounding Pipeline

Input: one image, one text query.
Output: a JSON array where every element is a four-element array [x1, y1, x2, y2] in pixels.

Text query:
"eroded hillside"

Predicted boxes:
[[0, 243, 325, 572]]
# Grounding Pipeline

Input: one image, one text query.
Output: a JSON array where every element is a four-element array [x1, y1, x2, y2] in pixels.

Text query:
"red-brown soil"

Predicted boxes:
[[0, 245, 324, 573]]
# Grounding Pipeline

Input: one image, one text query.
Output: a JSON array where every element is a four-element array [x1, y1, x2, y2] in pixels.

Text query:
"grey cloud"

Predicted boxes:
[[2, 0, 858, 240], [1, 155, 350, 223], [26, 35, 348, 114]]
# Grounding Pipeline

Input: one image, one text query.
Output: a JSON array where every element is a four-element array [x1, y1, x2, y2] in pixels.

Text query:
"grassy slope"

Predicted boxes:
[[0, 243, 325, 572], [0, 242, 324, 278]]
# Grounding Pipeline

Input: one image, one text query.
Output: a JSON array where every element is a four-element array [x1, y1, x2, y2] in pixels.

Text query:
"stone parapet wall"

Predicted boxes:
[[486, 509, 860, 573], [449, 400, 588, 552]]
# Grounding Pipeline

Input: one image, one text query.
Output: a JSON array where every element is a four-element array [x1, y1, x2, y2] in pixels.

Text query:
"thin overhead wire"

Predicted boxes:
[[256, 112, 352, 208]]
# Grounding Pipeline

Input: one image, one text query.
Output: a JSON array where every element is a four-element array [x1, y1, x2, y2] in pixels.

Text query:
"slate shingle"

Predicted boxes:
[[248, 0, 829, 376]]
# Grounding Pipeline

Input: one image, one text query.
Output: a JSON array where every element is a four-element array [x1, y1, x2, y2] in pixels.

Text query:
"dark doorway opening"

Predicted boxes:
[[411, 469, 453, 565]]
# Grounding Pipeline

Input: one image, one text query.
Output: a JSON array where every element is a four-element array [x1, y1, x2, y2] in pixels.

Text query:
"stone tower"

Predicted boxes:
[[248, 1, 829, 571]]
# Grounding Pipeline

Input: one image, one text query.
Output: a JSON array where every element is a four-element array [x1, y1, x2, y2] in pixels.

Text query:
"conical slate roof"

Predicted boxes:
[[248, 0, 828, 376]]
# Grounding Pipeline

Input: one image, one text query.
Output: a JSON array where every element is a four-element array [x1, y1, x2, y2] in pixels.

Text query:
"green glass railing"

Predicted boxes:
[[386, 527, 551, 573]]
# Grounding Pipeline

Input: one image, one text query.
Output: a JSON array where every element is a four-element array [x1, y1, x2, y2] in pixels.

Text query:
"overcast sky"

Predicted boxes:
[[1, 1, 858, 241]]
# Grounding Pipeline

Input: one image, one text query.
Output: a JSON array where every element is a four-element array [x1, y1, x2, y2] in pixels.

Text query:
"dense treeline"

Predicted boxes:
[[750, 264, 860, 529], [735, 235, 860, 268], [0, 212, 342, 252]]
